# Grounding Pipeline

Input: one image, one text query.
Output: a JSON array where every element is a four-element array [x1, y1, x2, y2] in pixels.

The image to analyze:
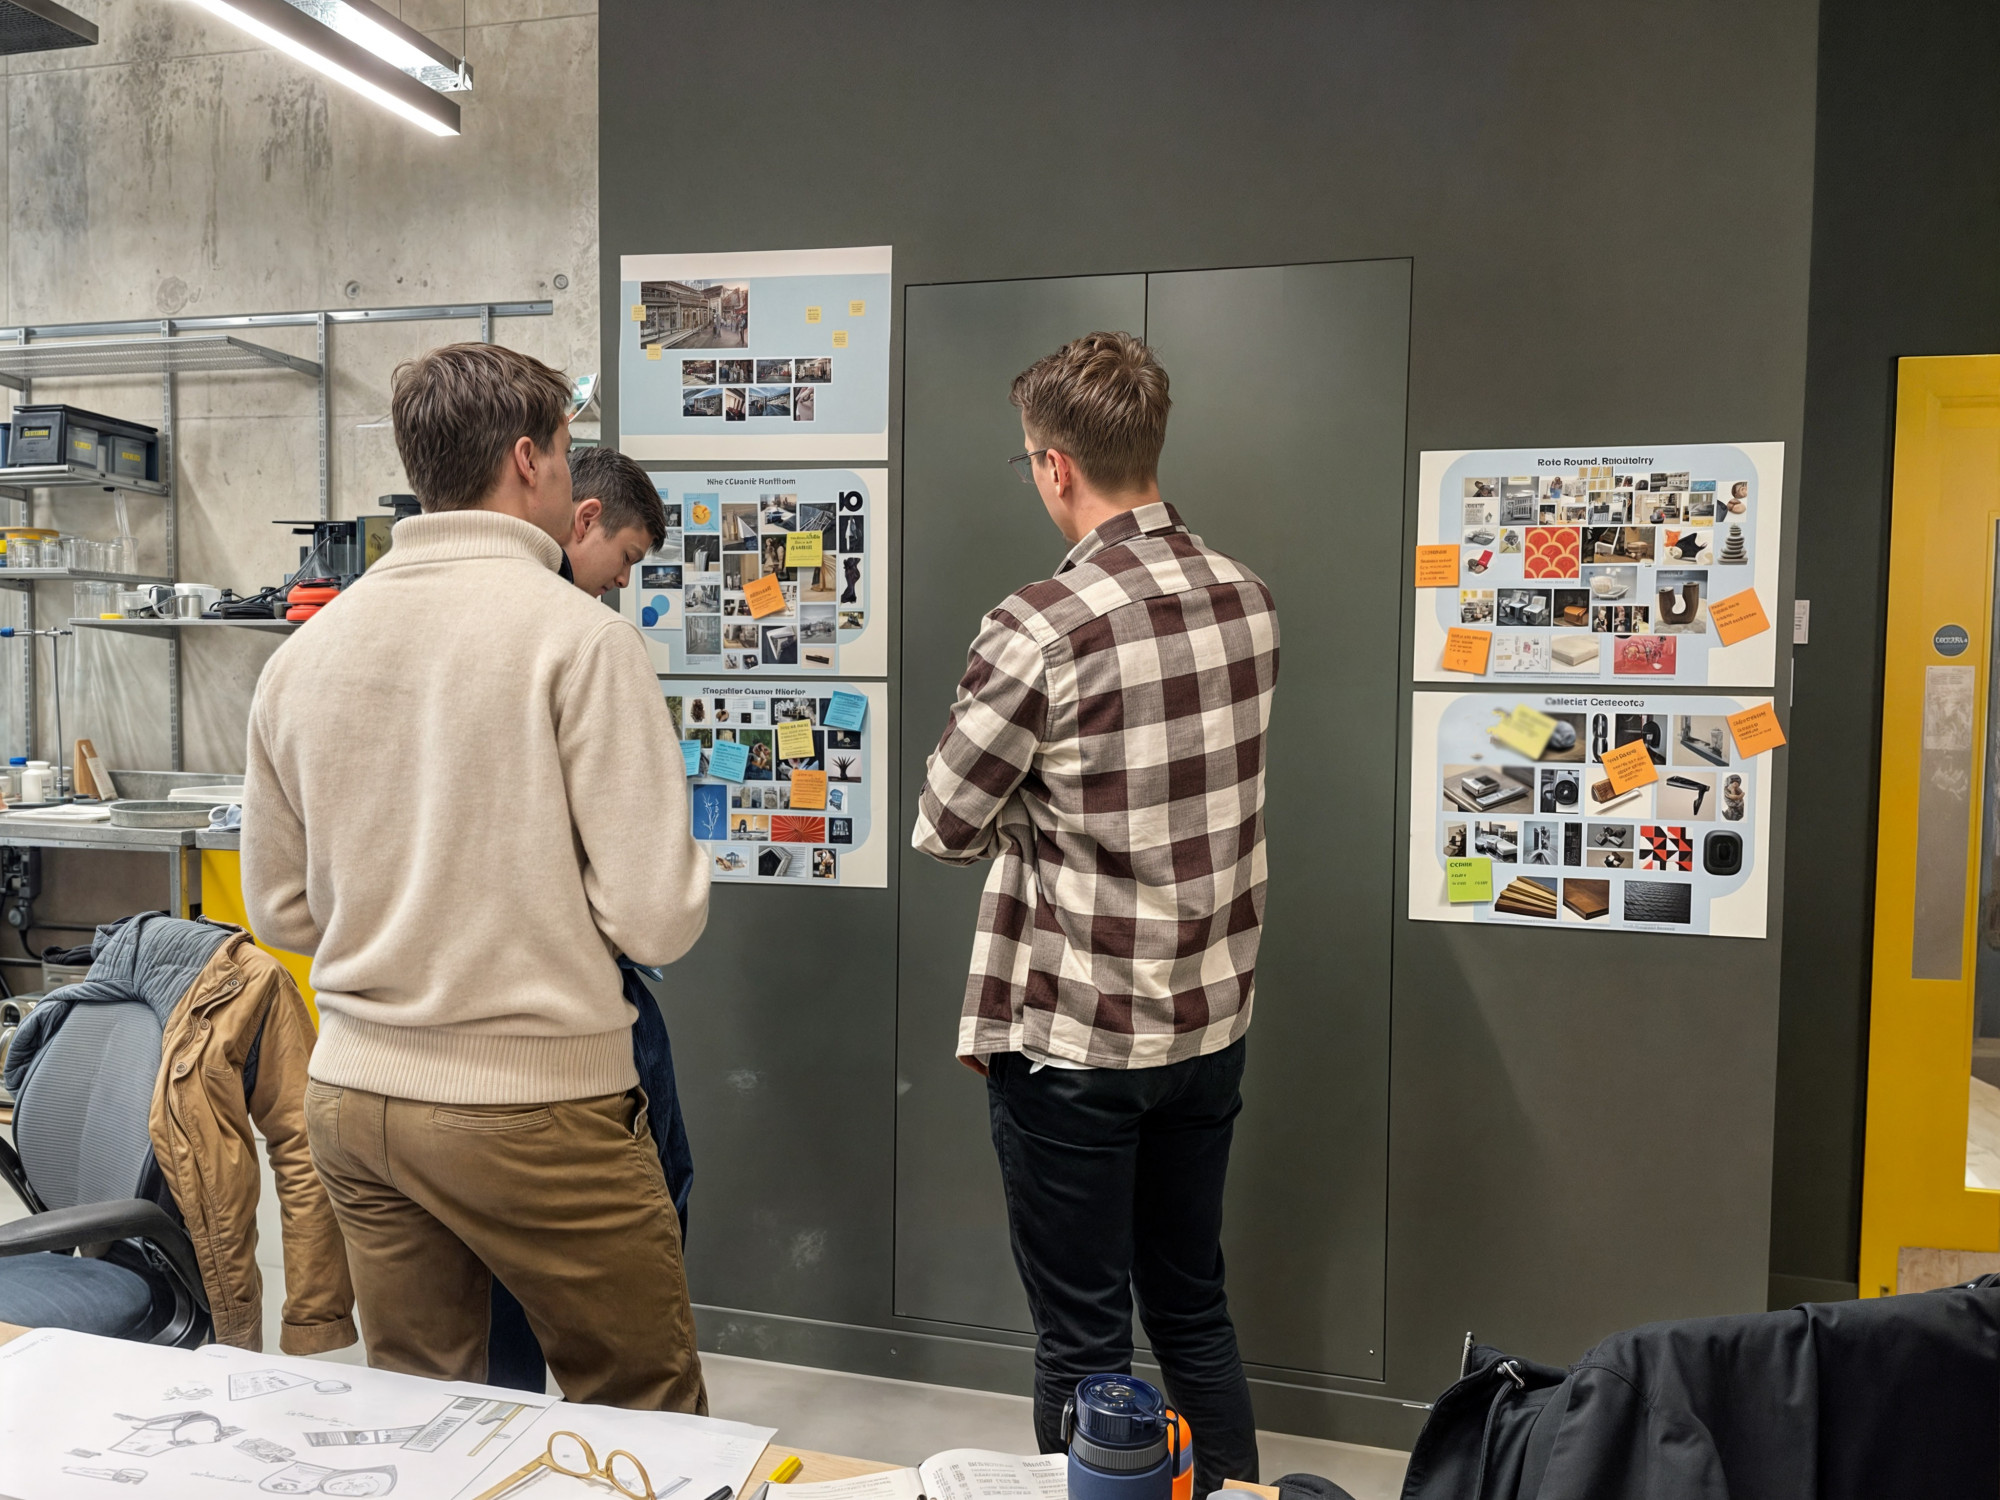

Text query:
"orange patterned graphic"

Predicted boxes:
[[1522, 526, 1580, 580]]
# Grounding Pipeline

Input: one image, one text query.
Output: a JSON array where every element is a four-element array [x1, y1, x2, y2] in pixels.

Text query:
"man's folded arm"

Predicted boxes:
[[912, 609, 1048, 866]]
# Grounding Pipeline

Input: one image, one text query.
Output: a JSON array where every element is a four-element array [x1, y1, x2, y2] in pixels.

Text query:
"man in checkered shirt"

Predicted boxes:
[[912, 332, 1279, 1493]]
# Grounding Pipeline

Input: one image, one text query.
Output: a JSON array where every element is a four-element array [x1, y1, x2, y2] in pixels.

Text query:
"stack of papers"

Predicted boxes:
[[0, 1329, 776, 1500]]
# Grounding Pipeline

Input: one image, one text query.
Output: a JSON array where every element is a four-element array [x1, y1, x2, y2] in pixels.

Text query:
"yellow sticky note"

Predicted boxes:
[[1491, 705, 1558, 759], [806, 306, 822, 323], [631, 303, 645, 322], [785, 530, 823, 568], [1414, 545, 1459, 588], [1447, 858, 1493, 903], [832, 330, 850, 349], [744, 573, 786, 619], [789, 768, 828, 809], [776, 718, 816, 761], [1727, 702, 1787, 757], [1441, 627, 1491, 674], [849, 300, 866, 317], [1599, 738, 1660, 795], [646, 346, 661, 362], [1709, 588, 1770, 647]]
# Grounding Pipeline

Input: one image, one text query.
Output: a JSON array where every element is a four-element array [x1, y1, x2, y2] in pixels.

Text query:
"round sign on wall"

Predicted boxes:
[[1935, 624, 1971, 657]]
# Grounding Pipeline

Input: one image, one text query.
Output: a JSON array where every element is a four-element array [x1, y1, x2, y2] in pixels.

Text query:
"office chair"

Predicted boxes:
[[0, 991, 210, 1346]]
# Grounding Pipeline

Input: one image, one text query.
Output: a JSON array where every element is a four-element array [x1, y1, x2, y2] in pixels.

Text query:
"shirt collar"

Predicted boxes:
[[1058, 501, 1186, 573]]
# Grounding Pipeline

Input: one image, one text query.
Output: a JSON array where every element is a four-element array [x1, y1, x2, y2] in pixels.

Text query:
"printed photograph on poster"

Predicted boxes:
[[1408, 690, 1773, 937], [619, 246, 891, 461], [1412, 443, 1783, 686], [625, 469, 886, 677], [665, 681, 887, 889]]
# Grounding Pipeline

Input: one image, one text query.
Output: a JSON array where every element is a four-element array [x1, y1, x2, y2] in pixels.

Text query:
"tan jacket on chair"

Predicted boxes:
[[149, 930, 357, 1353]]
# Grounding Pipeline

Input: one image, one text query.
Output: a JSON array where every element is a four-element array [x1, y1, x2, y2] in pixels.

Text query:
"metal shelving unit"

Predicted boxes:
[[69, 617, 300, 641], [0, 465, 167, 499], [0, 567, 172, 589], [0, 334, 321, 386], [0, 299, 553, 775]]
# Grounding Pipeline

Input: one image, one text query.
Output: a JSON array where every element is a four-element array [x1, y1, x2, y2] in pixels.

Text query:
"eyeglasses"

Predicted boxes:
[[471, 1430, 685, 1500], [1007, 448, 1050, 484]]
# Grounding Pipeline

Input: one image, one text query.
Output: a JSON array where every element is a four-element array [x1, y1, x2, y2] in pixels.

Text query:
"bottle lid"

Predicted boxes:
[[1071, 1374, 1168, 1449], [8, 757, 22, 766]]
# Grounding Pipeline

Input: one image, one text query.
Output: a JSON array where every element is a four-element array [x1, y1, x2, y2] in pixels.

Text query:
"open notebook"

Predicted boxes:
[[780, 1451, 1068, 1500]]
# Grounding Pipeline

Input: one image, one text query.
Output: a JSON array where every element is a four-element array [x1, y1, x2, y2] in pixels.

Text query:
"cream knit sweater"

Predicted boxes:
[[243, 510, 709, 1104]]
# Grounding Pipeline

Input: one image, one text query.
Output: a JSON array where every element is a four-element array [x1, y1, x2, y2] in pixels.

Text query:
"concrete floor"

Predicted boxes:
[[0, 1132, 1411, 1500]]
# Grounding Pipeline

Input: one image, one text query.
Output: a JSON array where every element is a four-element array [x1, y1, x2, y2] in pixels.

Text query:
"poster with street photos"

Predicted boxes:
[[618, 245, 891, 461], [666, 681, 886, 888], [1413, 442, 1784, 686], [625, 468, 884, 677], [1407, 690, 1773, 937]]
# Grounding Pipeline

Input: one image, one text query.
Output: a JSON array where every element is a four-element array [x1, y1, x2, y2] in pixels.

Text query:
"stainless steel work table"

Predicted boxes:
[[0, 816, 199, 916]]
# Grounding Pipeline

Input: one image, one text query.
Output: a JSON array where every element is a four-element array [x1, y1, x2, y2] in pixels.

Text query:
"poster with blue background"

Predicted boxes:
[[619, 246, 891, 462]]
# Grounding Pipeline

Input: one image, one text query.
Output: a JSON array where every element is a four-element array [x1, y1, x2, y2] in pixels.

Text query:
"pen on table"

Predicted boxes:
[[747, 1453, 806, 1500], [697, 1486, 735, 1500]]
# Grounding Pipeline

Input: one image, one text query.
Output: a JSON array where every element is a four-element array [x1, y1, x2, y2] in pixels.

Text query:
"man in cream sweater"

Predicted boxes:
[[244, 343, 710, 1410]]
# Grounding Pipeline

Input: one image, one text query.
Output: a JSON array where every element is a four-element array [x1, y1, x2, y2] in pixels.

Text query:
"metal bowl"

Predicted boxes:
[[108, 799, 215, 830]]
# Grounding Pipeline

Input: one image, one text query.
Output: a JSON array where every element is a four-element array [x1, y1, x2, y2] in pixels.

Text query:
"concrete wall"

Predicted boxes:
[[0, 0, 599, 927]]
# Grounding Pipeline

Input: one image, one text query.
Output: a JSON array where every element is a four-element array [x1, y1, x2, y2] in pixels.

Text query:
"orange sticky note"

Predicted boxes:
[[1727, 702, 1786, 758], [789, 769, 828, 809], [1414, 545, 1460, 588], [832, 330, 850, 349], [1599, 738, 1660, 795], [1709, 588, 1770, 647], [744, 573, 786, 619], [1440, 627, 1491, 674]]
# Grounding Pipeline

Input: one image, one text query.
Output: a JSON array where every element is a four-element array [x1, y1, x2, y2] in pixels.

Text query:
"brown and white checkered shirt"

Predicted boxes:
[[912, 502, 1281, 1068]]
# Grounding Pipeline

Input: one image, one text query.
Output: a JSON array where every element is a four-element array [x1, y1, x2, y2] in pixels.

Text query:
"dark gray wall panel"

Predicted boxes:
[[1769, 0, 2000, 1304], [896, 273, 1148, 1334], [603, 0, 1820, 1436], [1146, 261, 1410, 1380]]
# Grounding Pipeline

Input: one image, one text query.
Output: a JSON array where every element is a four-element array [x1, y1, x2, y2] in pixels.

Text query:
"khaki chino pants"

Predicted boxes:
[[305, 1082, 705, 1412]]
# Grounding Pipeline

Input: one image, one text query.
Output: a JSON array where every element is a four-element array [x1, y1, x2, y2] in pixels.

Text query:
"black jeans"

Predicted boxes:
[[987, 1038, 1257, 1495]]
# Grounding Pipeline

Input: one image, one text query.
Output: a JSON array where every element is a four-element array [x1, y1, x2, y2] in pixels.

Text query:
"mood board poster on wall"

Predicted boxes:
[[623, 469, 885, 676], [618, 246, 892, 462], [1411, 442, 1784, 686], [667, 680, 886, 888], [1407, 690, 1778, 937]]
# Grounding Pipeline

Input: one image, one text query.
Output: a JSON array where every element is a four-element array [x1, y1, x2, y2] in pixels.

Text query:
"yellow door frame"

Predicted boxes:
[[1861, 355, 2000, 1294]]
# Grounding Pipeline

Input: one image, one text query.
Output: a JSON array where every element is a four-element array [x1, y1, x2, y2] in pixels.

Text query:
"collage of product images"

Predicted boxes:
[[625, 469, 884, 677], [665, 684, 882, 886], [1408, 691, 1773, 937], [679, 355, 836, 424], [1414, 443, 1784, 687], [618, 247, 893, 462]]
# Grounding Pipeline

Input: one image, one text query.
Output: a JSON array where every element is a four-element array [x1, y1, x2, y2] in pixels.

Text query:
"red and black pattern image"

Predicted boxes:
[[1640, 824, 1693, 871]]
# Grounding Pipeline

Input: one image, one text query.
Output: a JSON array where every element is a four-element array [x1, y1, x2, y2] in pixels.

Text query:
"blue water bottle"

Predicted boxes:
[[1062, 1374, 1178, 1500]]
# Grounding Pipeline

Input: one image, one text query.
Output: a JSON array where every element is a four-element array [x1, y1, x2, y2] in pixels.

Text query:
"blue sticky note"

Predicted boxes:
[[680, 740, 702, 777], [708, 739, 749, 782], [825, 690, 868, 731]]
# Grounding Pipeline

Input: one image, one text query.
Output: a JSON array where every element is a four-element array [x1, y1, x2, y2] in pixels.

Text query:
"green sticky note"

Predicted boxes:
[[1447, 858, 1493, 903]]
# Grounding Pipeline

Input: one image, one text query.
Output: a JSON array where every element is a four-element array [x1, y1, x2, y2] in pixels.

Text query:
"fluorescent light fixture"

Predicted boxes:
[[181, 0, 467, 136]]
